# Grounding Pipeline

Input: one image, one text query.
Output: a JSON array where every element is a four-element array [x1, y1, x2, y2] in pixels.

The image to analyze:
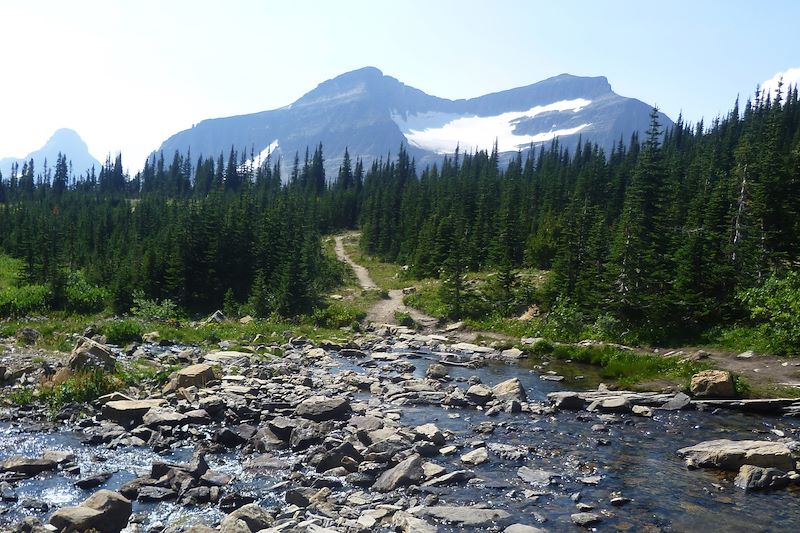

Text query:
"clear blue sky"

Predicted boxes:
[[1, 0, 798, 172]]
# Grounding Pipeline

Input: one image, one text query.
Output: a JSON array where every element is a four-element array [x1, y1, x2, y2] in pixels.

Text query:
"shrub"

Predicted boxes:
[[64, 271, 108, 313], [131, 290, 178, 322], [102, 319, 144, 345], [311, 301, 365, 328], [0, 284, 50, 317], [39, 370, 122, 412], [738, 271, 800, 354]]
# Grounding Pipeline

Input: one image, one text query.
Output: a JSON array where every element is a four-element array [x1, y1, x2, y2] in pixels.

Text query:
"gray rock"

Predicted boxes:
[[492, 377, 527, 402], [426, 363, 449, 380], [422, 505, 511, 526], [75, 472, 113, 489], [373, 454, 424, 492], [571, 512, 602, 527], [143, 407, 188, 427], [415, 423, 446, 446], [677, 439, 796, 471], [548, 391, 585, 410], [461, 447, 489, 465], [163, 363, 217, 393], [391, 510, 438, 533], [517, 466, 557, 487], [660, 392, 691, 410], [466, 384, 494, 404], [102, 399, 164, 427], [734, 464, 790, 490], [504, 525, 548, 533], [69, 337, 116, 372], [295, 395, 351, 422]]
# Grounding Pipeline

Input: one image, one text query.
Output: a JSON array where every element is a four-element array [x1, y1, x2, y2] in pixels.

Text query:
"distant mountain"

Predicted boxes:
[[156, 67, 673, 175], [0, 128, 101, 178]]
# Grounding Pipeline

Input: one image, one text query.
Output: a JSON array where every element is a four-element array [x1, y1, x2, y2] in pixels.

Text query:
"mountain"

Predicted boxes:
[[156, 67, 673, 175], [0, 128, 101, 178]]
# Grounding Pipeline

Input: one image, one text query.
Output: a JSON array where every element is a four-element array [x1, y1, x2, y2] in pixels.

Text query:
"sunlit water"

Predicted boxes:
[[2, 344, 799, 531]]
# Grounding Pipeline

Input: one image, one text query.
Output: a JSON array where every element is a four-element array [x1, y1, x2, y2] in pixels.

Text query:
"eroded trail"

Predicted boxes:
[[334, 234, 437, 329]]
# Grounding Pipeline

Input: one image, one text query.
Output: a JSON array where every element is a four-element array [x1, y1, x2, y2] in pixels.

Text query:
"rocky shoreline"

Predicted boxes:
[[2, 324, 800, 532]]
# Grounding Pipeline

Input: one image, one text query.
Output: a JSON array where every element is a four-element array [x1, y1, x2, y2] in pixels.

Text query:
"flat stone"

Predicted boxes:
[[571, 512, 602, 527], [660, 392, 691, 411], [0, 456, 58, 476], [102, 399, 164, 426], [415, 423, 445, 446], [461, 447, 489, 465], [504, 525, 548, 533], [517, 466, 557, 487], [422, 505, 511, 526], [677, 439, 795, 471]]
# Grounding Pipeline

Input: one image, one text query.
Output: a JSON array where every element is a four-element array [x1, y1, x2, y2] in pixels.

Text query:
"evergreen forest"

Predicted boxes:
[[1, 86, 799, 352]]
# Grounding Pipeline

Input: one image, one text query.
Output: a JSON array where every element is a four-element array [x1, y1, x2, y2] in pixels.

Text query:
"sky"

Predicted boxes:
[[1, 0, 799, 173]]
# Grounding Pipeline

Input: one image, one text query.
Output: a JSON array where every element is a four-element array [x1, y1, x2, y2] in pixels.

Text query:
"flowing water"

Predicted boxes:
[[1, 343, 799, 532]]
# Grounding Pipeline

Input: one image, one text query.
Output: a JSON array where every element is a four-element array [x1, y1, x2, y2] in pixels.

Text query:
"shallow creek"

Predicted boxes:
[[1, 342, 799, 532]]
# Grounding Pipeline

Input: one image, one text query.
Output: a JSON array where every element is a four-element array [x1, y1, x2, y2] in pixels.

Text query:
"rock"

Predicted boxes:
[[426, 363, 449, 380], [599, 396, 630, 412], [461, 447, 489, 465], [548, 391, 585, 410], [517, 466, 557, 487], [138, 486, 177, 502], [102, 399, 164, 427], [75, 471, 113, 489], [631, 405, 653, 417], [500, 348, 525, 359], [660, 392, 691, 410], [206, 310, 226, 323], [571, 512, 602, 527], [239, 315, 254, 325], [1, 481, 17, 501], [422, 505, 511, 526], [504, 525, 548, 533], [492, 377, 527, 402], [415, 423, 445, 446], [339, 348, 367, 358], [15, 327, 41, 345], [295, 396, 351, 422], [69, 337, 116, 372], [690, 370, 736, 398], [142, 407, 188, 427], [50, 489, 132, 533], [164, 363, 217, 392], [676, 439, 795, 471], [391, 510, 438, 533], [373, 454, 424, 492], [0, 456, 58, 476], [734, 464, 790, 490], [466, 384, 494, 404], [219, 503, 274, 532], [349, 415, 384, 432], [737, 351, 755, 359]]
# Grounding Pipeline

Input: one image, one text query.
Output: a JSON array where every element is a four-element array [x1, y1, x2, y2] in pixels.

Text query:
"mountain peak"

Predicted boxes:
[[0, 128, 100, 176]]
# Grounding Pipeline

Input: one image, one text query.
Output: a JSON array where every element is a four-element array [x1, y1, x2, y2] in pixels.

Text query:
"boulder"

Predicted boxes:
[[466, 384, 494, 404], [676, 439, 795, 471], [295, 396, 351, 422], [50, 490, 132, 533], [690, 370, 736, 398], [548, 391, 585, 410], [734, 464, 790, 490], [391, 510, 438, 533], [69, 337, 116, 372], [102, 399, 164, 427], [415, 423, 445, 446], [163, 363, 217, 393], [15, 327, 41, 345], [373, 454, 424, 492], [0, 456, 57, 477], [219, 503, 274, 532], [142, 407, 188, 427], [492, 377, 527, 402], [571, 512, 602, 527], [660, 392, 692, 410], [500, 348, 525, 359], [517, 466, 557, 487], [505, 525, 548, 533], [421, 505, 511, 526], [426, 363, 449, 380]]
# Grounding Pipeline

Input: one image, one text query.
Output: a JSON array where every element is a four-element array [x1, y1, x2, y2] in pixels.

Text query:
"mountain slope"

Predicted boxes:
[[0, 129, 101, 178], [156, 67, 672, 174]]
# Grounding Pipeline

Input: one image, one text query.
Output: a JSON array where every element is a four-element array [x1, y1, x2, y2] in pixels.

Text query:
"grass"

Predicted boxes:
[[0, 254, 23, 290], [38, 370, 123, 412], [534, 343, 715, 391]]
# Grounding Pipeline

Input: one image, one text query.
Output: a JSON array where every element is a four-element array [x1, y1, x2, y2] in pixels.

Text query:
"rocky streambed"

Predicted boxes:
[[2, 326, 800, 532]]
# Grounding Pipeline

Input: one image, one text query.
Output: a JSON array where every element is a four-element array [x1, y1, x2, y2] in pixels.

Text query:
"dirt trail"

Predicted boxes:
[[334, 234, 438, 329], [334, 235, 376, 290]]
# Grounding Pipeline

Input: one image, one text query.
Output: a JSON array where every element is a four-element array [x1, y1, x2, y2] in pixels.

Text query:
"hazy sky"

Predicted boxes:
[[2, 0, 799, 173]]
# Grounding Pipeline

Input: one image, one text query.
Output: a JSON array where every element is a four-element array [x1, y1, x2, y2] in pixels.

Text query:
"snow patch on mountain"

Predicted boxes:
[[245, 140, 279, 169], [393, 98, 592, 154]]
